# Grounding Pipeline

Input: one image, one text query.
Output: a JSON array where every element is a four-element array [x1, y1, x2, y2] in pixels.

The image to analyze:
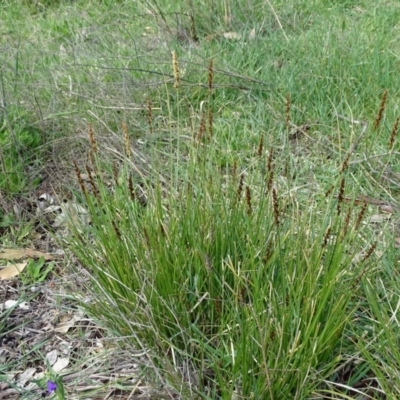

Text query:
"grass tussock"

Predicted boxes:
[[66, 119, 375, 398]]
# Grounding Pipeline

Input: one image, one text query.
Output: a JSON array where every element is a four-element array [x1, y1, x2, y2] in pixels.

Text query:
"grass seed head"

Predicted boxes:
[[361, 241, 377, 263], [340, 152, 351, 173], [322, 226, 331, 248], [246, 185, 252, 215], [342, 206, 352, 238], [89, 124, 98, 153], [208, 59, 214, 95], [122, 122, 131, 160], [257, 135, 264, 157], [208, 108, 213, 137], [373, 89, 388, 130], [355, 201, 368, 230], [85, 164, 99, 200], [267, 149, 274, 172], [337, 178, 346, 215], [389, 116, 399, 149], [266, 170, 274, 195], [172, 51, 180, 89], [236, 174, 244, 200], [266, 150, 275, 193], [128, 174, 135, 202], [272, 187, 280, 226]]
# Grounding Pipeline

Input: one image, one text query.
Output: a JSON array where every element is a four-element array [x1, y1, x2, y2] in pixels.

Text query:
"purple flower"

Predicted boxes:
[[47, 380, 57, 393]]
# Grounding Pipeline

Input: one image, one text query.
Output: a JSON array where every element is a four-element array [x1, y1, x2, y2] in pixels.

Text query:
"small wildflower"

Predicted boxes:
[[47, 380, 57, 394]]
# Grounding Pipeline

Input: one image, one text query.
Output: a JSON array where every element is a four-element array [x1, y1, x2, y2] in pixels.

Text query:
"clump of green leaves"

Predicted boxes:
[[21, 257, 55, 285], [67, 147, 370, 399]]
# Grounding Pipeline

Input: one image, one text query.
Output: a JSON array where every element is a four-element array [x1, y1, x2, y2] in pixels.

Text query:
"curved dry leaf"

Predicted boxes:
[[0, 261, 28, 280], [0, 248, 54, 261]]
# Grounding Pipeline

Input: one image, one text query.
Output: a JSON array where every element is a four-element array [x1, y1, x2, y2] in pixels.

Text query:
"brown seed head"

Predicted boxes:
[[236, 174, 244, 200], [354, 201, 368, 231], [374, 89, 388, 130], [128, 174, 135, 202], [340, 152, 351, 173], [361, 241, 377, 263], [208, 59, 214, 95], [89, 124, 98, 153], [257, 136, 264, 157], [208, 108, 213, 138], [245, 185, 252, 215], [85, 164, 99, 200], [272, 187, 280, 226], [122, 122, 131, 160], [342, 206, 352, 238], [266, 170, 274, 195], [322, 226, 331, 248], [389, 116, 399, 150], [337, 178, 345, 215]]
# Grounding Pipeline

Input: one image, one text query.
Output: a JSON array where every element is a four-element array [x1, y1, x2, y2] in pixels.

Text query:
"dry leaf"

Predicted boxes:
[[223, 32, 241, 40], [17, 368, 36, 386], [46, 350, 58, 366], [3, 300, 29, 310], [4, 300, 18, 309], [53, 358, 69, 372], [356, 194, 386, 206], [55, 311, 84, 333], [369, 214, 391, 223], [379, 204, 396, 213], [0, 248, 54, 261], [0, 261, 28, 280]]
